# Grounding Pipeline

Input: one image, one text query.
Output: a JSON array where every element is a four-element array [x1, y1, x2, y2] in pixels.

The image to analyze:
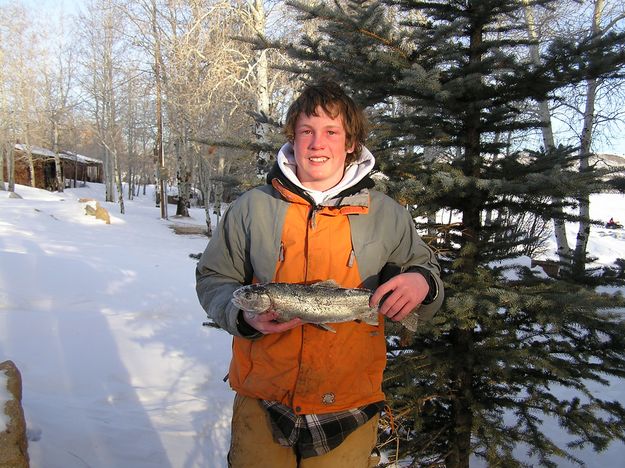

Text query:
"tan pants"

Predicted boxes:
[[228, 394, 380, 468]]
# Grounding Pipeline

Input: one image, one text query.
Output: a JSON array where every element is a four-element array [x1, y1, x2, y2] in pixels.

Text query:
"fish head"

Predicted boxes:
[[231, 284, 272, 314]]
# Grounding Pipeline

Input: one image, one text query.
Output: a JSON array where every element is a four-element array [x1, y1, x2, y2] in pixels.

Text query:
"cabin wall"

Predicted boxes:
[[3, 151, 103, 190]]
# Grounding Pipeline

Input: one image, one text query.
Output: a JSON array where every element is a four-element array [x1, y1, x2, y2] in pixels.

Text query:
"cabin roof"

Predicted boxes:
[[14, 144, 103, 165]]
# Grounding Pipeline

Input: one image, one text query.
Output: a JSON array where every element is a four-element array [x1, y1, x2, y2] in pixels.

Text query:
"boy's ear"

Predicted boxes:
[[346, 139, 356, 153]]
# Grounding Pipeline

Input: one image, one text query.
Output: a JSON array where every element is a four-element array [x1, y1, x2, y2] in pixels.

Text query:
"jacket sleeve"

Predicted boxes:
[[195, 198, 253, 337], [385, 201, 445, 323]]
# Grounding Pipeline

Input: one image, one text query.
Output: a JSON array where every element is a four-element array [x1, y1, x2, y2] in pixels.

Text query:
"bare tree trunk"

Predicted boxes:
[[108, 54, 125, 215], [126, 77, 136, 201], [142, 132, 148, 196], [73, 158, 77, 188], [126, 132, 134, 202], [127, 167, 134, 200], [0, 141, 5, 191], [98, 46, 115, 202], [104, 148, 114, 201], [175, 134, 191, 217], [213, 153, 226, 228], [82, 0, 119, 203], [114, 150, 125, 214], [6, 141, 15, 192], [199, 147, 214, 237], [249, 0, 271, 169], [52, 118, 64, 192], [23, 138, 37, 188], [0, 51, 5, 192], [92, 60, 111, 198], [152, 0, 167, 220]]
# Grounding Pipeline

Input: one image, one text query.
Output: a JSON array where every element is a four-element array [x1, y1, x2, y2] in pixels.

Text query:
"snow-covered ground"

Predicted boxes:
[[1, 183, 624, 467], [1, 184, 231, 467]]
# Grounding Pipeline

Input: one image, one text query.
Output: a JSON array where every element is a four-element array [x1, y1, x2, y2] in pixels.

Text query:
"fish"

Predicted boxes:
[[231, 279, 419, 332]]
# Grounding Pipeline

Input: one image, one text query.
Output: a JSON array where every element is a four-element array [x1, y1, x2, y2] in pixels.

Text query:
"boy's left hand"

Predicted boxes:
[[370, 272, 429, 321]]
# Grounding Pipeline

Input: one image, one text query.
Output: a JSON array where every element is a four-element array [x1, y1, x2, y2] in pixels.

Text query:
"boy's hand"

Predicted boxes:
[[370, 272, 429, 321], [243, 310, 302, 334]]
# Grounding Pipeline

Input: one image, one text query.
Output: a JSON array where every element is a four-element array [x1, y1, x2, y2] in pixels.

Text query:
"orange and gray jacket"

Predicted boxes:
[[195, 159, 444, 415]]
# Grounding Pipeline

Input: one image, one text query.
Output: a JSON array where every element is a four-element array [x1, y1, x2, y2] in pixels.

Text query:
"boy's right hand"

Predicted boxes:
[[243, 310, 302, 334]]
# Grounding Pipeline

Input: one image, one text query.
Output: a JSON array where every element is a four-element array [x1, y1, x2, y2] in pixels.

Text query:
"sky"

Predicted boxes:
[[1, 182, 624, 467], [13, 0, 81, 14]]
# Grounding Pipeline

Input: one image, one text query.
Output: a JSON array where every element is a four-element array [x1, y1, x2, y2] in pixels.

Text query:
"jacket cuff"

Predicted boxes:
[[380, 263, 439, 305], [235, 310, 264, 339], [405, 266, 439, 305]]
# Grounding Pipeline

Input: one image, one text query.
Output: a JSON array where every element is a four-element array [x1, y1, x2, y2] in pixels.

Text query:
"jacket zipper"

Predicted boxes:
[[309, 205, 319, 230], [304, 205, 319, 282]]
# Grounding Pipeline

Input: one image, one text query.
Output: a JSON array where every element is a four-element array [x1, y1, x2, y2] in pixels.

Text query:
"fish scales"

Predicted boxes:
[[266, 282, 374, 323], [231, 280, 420, 332]]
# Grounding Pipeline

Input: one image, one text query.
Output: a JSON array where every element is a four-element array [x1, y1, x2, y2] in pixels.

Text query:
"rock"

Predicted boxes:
[[8, 192, 22, 199], [85, 204, 96, 216], [95, 204, 111, 224], [84, 201, 111, 224], [0, 360, 29, 468]]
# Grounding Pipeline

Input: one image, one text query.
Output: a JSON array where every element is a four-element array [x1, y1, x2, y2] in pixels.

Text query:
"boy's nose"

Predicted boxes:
[[310, 133, 326, 148]]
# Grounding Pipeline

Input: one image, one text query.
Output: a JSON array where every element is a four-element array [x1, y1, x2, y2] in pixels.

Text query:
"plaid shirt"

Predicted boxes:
[[261, 400, 384, 459]]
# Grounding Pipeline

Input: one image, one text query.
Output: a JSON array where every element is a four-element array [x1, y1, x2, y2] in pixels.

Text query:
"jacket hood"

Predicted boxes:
[[268, 142, 376, 205]]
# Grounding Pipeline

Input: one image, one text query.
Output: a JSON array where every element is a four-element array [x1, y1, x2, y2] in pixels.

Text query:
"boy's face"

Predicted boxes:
[[293, 106, 354, 191]]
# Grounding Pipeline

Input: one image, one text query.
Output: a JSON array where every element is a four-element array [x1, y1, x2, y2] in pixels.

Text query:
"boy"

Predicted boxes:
[[196, 81, 444, 467]]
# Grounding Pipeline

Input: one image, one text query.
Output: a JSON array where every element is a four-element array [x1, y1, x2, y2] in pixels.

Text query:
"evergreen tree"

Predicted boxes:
[[271, 1, 625, 466]]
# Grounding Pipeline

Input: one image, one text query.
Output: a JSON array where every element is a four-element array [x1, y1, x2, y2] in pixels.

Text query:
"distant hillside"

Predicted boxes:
[[593, 153, 625, 169]]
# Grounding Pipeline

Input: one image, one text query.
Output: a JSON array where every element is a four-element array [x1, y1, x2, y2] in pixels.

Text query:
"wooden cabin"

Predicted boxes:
[[2, 144, 103, 190]]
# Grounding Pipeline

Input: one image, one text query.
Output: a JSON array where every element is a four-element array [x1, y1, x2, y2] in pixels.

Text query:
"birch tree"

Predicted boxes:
[[43, 14, 79, 192], [78, 0, 126, 212], [523, 0, 625, 277], [247, 0, 271, 167], [0, 9, 7, 192], [522, 0, 572, 265], [2, 5, 43, 189], [571, 0, 625, 277]]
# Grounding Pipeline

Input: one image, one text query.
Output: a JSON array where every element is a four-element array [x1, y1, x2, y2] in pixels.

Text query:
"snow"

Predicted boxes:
[[489, 255, 551, 280], [0, 182, 624, 467], [0, 183, 232, 468]]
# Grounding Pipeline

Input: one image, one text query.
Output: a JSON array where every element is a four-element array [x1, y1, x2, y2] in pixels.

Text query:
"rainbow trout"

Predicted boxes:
[[231, 280, 419, 332]]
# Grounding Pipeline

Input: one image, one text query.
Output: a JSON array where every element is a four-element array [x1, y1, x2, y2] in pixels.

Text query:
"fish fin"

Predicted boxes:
[[314, 323, 337, 333], [399, 309, 419, 332], [346, 288, 371, 296], [312, 279, 341, 288]]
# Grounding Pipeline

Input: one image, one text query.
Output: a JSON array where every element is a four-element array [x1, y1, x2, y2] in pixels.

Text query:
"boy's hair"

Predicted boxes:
[[284, 81, 368, 164]]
